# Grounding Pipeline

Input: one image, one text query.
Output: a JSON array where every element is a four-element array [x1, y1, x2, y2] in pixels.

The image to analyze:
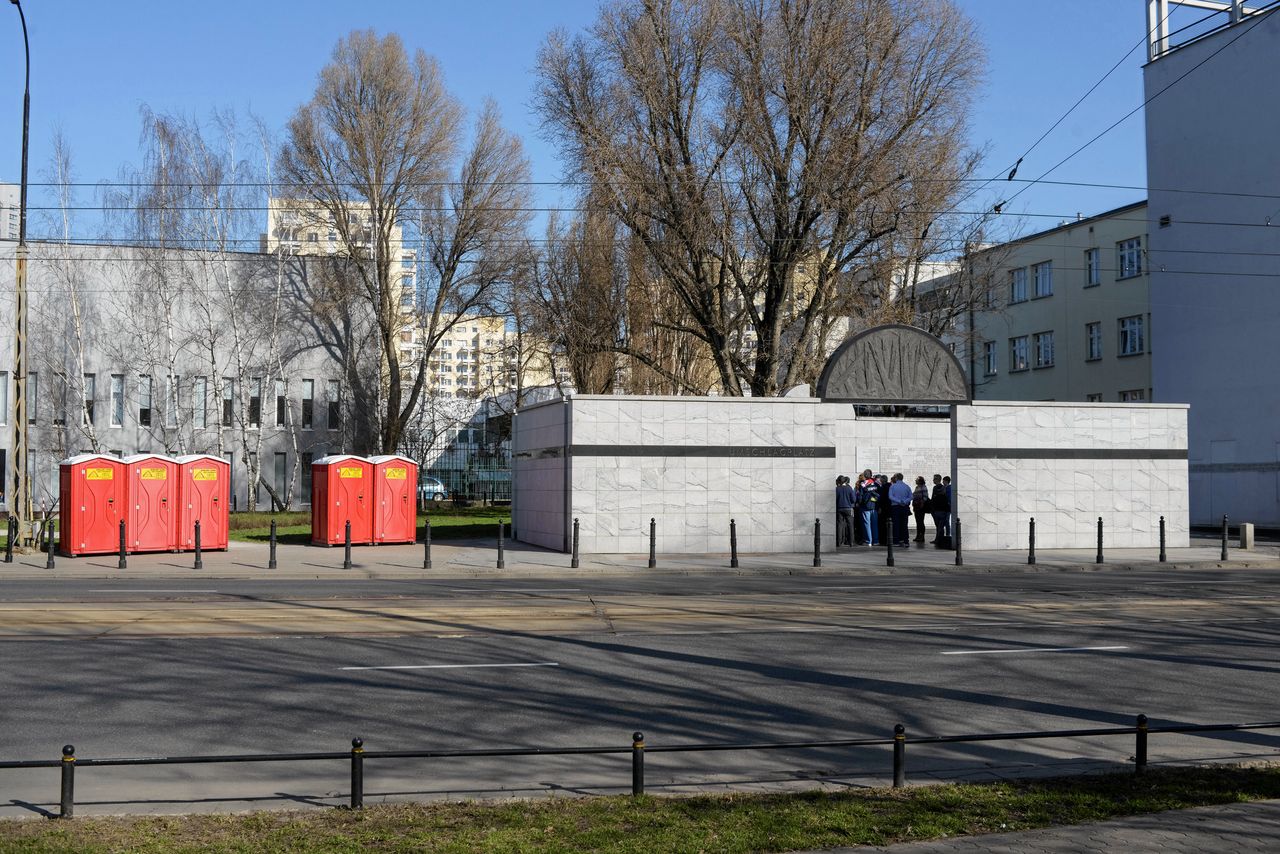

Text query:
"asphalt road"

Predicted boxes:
[[2, 567, 1279, 816]]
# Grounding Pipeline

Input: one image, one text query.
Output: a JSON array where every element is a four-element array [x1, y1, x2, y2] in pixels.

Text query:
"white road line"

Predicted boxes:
[[447, 588, 582, 593], [816, 585, 937, 591], [340, 662, 560, 671], [1159, 580, 1252, 585], [87, 589, 220, 593], [942, 645, 1129, 656]]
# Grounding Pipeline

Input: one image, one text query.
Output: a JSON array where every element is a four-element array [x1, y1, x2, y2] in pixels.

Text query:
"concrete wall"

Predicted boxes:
[[511, 399, 570, 551], [953, 401, 1189, 550]]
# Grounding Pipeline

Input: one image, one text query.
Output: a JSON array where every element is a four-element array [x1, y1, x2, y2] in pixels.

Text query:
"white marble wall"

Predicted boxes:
[[953, 402, 1190, 550], [512, 399, 570, 551]]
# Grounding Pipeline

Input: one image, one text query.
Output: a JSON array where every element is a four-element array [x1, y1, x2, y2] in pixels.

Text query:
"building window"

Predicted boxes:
[[1032, 261, 1053, 297], [1085, 393, 1103, 402], [1117, 237, 1142, 279], [275, 380, 287, 427], [0, 371, 8, 426], [307, 232, 318, 243], [274, 452, 288, 507], [302, 379, 314, 429], [193, 376, 207, 429], [1086, 322, 1102, 361], [302, 452, 313, 503], [139, 375, 153, 427], [1033, 331, 1055, 368], [248, 377, 262, 427], [327, 230, 336, 242], [1009, 268, 1027, 303], [222, 378, 234, 427], [83, 374, 96, 426], [1120, 388, 1146, 402], [1009, 336, 1029, 371], [401, 255, 414, 269], [1085, 248, 1100, 286], [327, 380, 341, 430], [1119, 315, 1145, 355], [53, 376, 67, 427], [165, 376, 179, 429]]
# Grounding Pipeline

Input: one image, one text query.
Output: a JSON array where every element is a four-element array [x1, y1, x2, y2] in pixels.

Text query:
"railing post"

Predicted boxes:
[[1096, 516, 1104, 564], [631, 731, 645, 796], [1159, 516, 1166, 563], [193, 519, 203, 570], [1028, 517, 1036, 565], [268, 519, 278, 570], [343, 520, 353, 570], [954, 518, 963, 566], [886, 517, 894, 567], [350, 737, 364, 809], [570, 518, 580, 569], [118, 520, 127, 570], [648, 518, 656, 569], [892, 724, 906, 788], [813, 518, 822, 568], [45, 519, 55, 569], [1135, 714, 1148, 775], [729, 518, 739, 568], [422, 518, 432, 570], [4, 517, 15, 562], [497, 521, 505, 569], [59, 745, 75, 819], [1221, 514, 1229, 561]]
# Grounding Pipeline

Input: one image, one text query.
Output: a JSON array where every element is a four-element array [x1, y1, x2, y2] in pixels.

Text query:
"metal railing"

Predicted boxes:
[[4, 714, 1278, 818]]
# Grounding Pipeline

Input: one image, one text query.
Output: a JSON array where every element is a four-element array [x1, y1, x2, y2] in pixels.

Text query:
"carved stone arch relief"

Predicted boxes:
[[816, 324, 970, 404]]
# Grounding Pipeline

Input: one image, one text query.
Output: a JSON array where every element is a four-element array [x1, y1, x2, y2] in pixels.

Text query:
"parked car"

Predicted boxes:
[[418, 477, 449, 502]]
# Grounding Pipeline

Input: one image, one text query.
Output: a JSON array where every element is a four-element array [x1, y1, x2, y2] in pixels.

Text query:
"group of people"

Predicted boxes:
[[835, 471, 952, 549]]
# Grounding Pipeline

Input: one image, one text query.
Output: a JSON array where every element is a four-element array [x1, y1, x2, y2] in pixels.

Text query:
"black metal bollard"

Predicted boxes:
[[118, 520, 128, 569], [648, 518, 656, 569], [350, 738, 364, 809], [729, 518, 739, 569], [4, 517, 15, 563], [1159, 516, 1166, 563], [954, 518, 963, 566], [1221, 514, 1229, 561], [631, 731, 645, 796], [46, 520, 55, 569], [497, 521, 506, 569], [570, 518, 580, 569], [1135, 714, 1148, 775], [59, 745, 75, 819], [423, 518, 433, 570], [886, 517, 895, 567], [268, 519, 278, 569], [813, 518, 822, 568], [194, 519, 203, 570], [892, 724, 906, 788], [343, 520, 352, 570], [1028, 517, 1036, 565], [1096, 516, 1104, 564]]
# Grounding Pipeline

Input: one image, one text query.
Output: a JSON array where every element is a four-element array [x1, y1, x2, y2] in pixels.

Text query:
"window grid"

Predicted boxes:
[[1086, 322, 1102, 361], [1033, 332, 1055, 368], [1117, 237, 1143, 279], [1009, 336, 1029, 371], [1033, 261, 1053, 297], [1119, 315, 1145, 355]]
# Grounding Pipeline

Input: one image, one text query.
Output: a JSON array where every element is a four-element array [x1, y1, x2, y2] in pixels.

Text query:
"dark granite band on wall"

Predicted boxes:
[[517, 445, 836, 460], [1190, 461, 1280, 473], [957, 448, 1188, 460]]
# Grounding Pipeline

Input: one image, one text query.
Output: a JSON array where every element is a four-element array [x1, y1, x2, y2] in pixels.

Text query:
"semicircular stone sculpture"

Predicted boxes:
[[816, 323, 970, 404]]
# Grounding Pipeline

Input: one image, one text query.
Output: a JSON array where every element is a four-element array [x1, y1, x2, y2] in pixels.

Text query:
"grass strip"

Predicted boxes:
[[3, 765, 1280, 853], [227, 507, 510, 545]]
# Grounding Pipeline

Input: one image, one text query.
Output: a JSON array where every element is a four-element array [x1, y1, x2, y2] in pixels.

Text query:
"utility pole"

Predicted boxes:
[[9, 0, 31, 543]]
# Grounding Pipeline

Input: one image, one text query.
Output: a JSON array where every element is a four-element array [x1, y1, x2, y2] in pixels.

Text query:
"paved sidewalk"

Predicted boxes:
[[822, 798, 1280, 852]]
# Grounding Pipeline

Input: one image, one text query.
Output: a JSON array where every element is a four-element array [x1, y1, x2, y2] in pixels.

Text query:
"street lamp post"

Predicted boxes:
[[8, 0, 30, 540]]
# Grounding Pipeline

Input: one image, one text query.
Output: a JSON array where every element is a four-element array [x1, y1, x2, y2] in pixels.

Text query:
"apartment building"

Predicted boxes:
[[0, 183, 20, 240]]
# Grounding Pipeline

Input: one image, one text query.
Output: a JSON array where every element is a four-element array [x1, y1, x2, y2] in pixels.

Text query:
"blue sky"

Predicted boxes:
[[0, 1, 1187, 245]]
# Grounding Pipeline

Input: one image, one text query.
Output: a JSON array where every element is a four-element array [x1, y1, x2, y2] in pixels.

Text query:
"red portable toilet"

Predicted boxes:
[[59, 454, 127, 556], [369, 454, 419, 544], [123, 454, 180, 553], [311, 455, 374, 546], [176, 454, 230, 551]]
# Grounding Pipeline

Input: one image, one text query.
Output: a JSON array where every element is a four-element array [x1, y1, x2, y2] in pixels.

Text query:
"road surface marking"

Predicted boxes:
[[816, 585, 937, 591], [447, 587, 582, 593], [1159, 580, 1251, 585], [340, 662, 560, 671], [87, 589, 220, 593], [942, 645, 1129, 656]]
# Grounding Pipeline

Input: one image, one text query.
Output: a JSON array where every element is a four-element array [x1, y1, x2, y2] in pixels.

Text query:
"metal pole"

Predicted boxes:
[[59, 745, 74, 819], [422, 518, 432, 570], [954, 518, 963, 566], [343, 520, 352, 570], [1135, 714, 1148, 775], [194, 519, 203, 570], [118, 519, 127, 569], [1027, 517, 1036, 565], [496, 521, 505, 569], [350, 738, 364, 809], [813, 517, 821, 568], [892, 724, 906, 788], [1221, 514, 1229, 561], [885, 516, 894, 567], [1096, 516, 1103, 564], [648, 518, 656, 569], [570, 517, 580, 568], [44, 517, 53, 568], [729, 518, 739, 568], [1159, 516, 1166, 563], [268, 519, 277, 569], [631, 731, 645, 796], [4, 517, 14, 562], [9, 0, 32, 549]]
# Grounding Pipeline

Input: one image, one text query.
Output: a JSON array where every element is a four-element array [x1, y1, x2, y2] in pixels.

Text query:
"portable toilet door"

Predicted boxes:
[[369, 454, 418, 544], [176, 454, 230, 551], [311, 455, 374, 545], [59, 454, 126, 556], [124, 454, 180, 552]]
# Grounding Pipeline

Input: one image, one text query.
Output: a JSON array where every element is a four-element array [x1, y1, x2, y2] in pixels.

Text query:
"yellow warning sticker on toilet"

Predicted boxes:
[[192, 469, 218, 481], [339, 467, 364, 479], [85, 468, 114, 480], [385, 467, 407, 480], [140, 468, 168, 480]]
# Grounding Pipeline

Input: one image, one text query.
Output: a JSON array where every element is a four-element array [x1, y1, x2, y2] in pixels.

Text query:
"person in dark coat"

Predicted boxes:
[[835, 476, 856, 547], [930, 474, 951, 544]]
